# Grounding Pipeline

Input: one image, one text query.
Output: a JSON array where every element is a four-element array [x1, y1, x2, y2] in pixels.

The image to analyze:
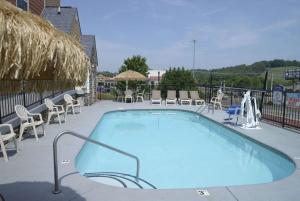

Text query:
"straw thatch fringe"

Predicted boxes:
[[0, 0, 90, 89]]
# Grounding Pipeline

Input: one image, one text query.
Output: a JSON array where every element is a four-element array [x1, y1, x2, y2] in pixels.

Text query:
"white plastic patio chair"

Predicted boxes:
[[45, 98, 66, 125], [0, 124, 18, 162], [64, 94, 81, 115], [210, 89, 224, 110], [124, 90, 134, 103], [136, 89, 145, 102], [15, 105, 45, 142]]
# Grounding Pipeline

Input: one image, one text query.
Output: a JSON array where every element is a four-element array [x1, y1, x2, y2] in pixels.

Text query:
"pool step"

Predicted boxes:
[[84, 172, 156, 189]]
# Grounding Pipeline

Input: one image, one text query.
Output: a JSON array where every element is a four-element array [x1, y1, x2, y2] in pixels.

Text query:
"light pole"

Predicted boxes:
[[192, 39, 196, 79]]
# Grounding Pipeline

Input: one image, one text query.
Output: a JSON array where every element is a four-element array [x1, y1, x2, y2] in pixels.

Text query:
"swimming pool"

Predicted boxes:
[[76, 109, 295, 189]]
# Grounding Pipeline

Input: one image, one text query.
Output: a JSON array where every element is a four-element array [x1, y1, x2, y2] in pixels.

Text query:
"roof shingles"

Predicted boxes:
[[42, 6, 77, 34], [81, 35, 98, 66]]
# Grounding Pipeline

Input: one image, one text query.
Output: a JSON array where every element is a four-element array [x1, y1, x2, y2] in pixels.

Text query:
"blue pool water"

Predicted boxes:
[[76, 110, 295, 189]]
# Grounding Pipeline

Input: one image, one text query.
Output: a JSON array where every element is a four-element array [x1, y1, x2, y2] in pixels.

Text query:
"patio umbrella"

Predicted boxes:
[[0, 0, 90, 92], [114, 70, 146, 90]]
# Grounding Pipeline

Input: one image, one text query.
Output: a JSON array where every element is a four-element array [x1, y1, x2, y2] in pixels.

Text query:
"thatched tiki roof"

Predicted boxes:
[[115, 70, 146, 81], [0, 0, 90, 91]]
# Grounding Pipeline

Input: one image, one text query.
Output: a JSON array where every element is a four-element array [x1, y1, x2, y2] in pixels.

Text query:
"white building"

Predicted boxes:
[[147, 70, 166, 85]]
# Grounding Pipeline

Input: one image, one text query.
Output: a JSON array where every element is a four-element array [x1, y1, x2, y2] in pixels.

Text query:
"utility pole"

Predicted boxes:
[[192, 39, 196, 79]]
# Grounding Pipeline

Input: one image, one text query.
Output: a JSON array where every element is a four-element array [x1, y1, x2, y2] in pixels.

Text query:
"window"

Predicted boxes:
[[17, 0, 28, 11]]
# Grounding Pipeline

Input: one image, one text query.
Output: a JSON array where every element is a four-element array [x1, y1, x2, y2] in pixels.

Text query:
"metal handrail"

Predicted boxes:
[[52, 130, 140, 194]]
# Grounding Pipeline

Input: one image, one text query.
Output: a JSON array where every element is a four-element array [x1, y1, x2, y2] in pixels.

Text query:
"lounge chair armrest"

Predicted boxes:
[[52, 106, 59, 112], [54, 105, 64, 110], [27, 116, 34, 123], [72, 99, 79, 104], [28, 113, 43, 121], [0, 124, 14, 133]]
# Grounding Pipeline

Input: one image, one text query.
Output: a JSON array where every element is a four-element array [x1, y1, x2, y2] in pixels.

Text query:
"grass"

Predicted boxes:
[[97, 93, 115, 100]]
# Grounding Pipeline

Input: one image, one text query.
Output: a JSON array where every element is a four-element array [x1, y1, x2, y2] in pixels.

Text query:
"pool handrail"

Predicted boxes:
[[52, 130, 140, 194]]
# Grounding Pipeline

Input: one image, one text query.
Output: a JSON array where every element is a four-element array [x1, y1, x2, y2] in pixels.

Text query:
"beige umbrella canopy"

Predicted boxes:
[[0, 0, 90, 92], [115, 70, 146, 90]]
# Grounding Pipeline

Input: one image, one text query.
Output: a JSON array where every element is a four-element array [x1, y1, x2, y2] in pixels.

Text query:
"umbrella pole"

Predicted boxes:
[[126, 80, 128, 91]]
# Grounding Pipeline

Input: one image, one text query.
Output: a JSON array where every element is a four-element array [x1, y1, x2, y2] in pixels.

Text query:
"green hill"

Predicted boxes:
[[193, 59, 300, 89]]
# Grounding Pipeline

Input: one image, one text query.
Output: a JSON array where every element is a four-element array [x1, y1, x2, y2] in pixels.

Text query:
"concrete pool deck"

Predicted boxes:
[[0, 100, 300, 201]]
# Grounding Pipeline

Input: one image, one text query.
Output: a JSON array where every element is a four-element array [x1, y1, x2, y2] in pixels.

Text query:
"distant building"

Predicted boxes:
[[148, 70, 166, 86], [6, 0, 45, 15], [97, 74, 115, 89]]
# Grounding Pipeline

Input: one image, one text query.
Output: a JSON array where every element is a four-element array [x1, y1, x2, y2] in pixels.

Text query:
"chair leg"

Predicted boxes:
[[19, 125, 25, 142], [32, 126, 39, 141], [57, 113, 61, 125], [66, 106, 69, 115], [0, 141, 8, 162], [13, 137, 19, 152], [72, 106, 75, 115], [47, 113, 52, 125], [42, 124, 46, 136]]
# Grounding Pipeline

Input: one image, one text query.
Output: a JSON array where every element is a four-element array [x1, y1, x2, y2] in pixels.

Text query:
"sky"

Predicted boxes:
[[63, 0, 300, 72]]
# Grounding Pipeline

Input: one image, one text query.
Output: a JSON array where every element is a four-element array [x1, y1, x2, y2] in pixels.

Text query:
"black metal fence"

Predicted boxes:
[[199, 85, 300, 129], [0, 81, 66, 123], [97, 83, 300, 130]]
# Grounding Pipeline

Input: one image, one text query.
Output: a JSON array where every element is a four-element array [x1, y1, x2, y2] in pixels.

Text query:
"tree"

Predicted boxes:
[[159, 67, 196, 98], [117, 55, 149, 91], [119, 55, 149, 76]]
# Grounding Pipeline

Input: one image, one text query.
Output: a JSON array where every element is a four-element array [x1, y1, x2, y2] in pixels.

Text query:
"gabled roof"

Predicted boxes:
[[81, 35, 98, 66], [42, 6, 80, 34]]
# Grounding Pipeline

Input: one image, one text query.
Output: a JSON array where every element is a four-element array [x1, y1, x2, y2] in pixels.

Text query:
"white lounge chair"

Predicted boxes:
[[190, 91, 205, 105], [211, 89, 224, 110], [15, 105, 45, 142], [124, 90, 134, 103], [0, 124, 18, 162], [151, 90, 162, 105], [166, 90, 177, 106], [45, 98, 66, 125], [136, 89, 145, 102], [64, 94, 81, 115], [179, 91, 192, 105]]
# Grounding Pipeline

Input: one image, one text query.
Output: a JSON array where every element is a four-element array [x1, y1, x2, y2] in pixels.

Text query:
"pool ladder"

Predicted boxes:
[[52, 130, 140, 194]]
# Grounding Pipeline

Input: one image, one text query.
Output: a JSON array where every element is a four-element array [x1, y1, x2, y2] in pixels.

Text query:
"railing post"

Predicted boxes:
[[282, 91, 287, 127], [40, 92, 43, 104], [22, 80, 26, 107], [260, 71, 269, 112], [204, 86, 207, 102], [209, 71, 213, 102], [100, 87, 102, 100], [230, 87, 233, 105], [0, 101, 2, 124]]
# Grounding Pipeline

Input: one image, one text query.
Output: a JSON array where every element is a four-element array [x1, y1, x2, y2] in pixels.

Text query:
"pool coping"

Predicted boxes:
[[1, 101, 300, 201], [72, 105, 300, 200]]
